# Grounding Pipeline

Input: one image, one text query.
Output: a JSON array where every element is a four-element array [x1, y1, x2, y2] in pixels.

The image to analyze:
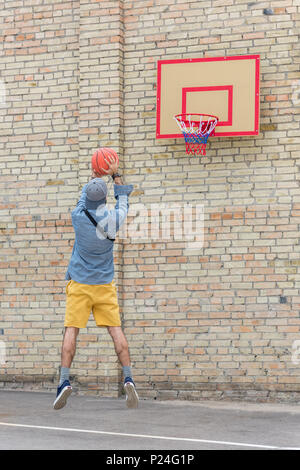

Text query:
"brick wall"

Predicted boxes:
[[0, 0, 299, 402]]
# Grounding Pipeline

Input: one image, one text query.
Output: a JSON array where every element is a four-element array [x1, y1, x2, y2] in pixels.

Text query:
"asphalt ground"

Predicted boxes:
[[0, 390, 299, 451]]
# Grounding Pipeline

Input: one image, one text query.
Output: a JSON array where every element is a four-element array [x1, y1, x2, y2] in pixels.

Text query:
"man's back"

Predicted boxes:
[[65, 181, 133, 285]]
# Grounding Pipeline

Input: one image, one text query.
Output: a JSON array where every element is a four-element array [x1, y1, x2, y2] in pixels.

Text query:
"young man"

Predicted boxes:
[[53, 155, 139, 410]]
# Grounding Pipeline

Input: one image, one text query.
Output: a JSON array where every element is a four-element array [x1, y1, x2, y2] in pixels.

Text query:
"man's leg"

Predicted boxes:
[[107, 326, 131, 367], [107, 326, 139, 408], [53, 327, 79, 410], [61, 326, 79, 368]]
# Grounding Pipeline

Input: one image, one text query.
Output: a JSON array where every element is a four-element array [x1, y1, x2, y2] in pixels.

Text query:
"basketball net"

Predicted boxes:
[[174, 114, 218, 156]]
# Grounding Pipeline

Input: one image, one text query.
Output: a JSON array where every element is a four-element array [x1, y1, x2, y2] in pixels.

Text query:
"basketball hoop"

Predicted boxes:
[[174, 113, 218, 156]]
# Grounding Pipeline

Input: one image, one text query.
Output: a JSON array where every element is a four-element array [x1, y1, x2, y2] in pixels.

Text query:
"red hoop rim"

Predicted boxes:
[[174, 113, 219, 122]]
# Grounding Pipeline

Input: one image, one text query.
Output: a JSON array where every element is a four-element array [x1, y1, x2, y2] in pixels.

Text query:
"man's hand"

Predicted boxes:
[[91, 169, 101, 179], [101, 154, 119, 176]]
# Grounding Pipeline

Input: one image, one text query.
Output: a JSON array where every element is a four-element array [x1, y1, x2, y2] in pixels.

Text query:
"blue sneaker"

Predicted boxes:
[[124, 377, 139, 409], [53, 380, 72, 410]]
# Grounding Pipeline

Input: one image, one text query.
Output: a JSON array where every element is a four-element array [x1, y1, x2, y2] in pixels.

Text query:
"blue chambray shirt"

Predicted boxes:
[[65, 183, 133, 285]]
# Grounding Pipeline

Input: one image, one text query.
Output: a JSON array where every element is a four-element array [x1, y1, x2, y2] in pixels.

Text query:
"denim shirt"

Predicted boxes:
[[65, 183, 133, 285]]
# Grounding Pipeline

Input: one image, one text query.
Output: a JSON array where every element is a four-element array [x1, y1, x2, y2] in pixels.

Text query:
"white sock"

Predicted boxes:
[[59, 367, 70, 386], [123, 366, 132, 379]]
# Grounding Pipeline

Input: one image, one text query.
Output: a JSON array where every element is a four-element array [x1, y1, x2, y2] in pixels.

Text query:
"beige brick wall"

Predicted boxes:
[[0, 0, 299, 402]]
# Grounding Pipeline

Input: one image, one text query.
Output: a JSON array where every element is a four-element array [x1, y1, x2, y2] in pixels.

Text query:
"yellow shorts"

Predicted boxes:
[[64, 279, 121, 329]]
